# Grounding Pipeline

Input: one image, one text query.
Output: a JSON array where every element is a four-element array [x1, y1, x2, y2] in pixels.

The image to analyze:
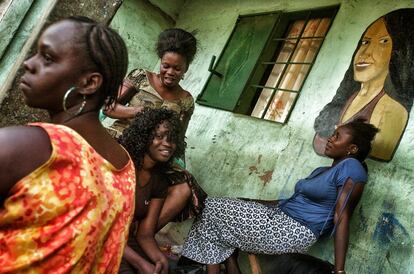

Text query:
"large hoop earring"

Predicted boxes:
[[63, 87, 86, 116]]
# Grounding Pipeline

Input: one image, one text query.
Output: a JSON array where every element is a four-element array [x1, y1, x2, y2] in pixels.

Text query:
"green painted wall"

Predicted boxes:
[[110, 0, 174, 73], [116, 0, 414, 273], [149, 0, 186, 21]]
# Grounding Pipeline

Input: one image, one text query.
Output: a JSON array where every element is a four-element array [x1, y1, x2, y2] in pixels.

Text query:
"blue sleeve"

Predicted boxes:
[[336, 158, 367, 188]]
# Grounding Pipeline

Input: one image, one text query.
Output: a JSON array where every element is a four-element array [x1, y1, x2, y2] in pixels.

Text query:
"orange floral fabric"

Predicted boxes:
[[0, 123, 135, 273]]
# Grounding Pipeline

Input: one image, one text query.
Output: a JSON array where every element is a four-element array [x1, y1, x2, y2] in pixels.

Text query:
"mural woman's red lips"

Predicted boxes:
[[355, 62, 372, 71], [355, 62, 371, 66]]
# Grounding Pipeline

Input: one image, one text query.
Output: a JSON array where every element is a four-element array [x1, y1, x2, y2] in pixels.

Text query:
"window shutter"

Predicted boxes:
[[197, 13, 280, 111]]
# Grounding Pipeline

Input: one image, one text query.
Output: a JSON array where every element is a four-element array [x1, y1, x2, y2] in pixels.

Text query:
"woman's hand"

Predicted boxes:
[[153, 261, 163, 274], [157, 258, 169, 274], [123, 245, 160, 274], [138, 259, 163, 274]]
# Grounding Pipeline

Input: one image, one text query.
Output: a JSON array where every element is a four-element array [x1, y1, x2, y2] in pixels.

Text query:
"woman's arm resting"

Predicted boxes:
[[137, 198, 169, 274], [104, 103, 143, 119], [333, 178, 365, 273]]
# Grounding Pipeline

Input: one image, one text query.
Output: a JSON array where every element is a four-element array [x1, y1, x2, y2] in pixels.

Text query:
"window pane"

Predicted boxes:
[[279, 18, 330, 91], [251, 20, 305, 117], [264, 91, 297, 122], [278, 64, 310, 91], [291, 18, 331, 64], [251, 87, 273, 118], [251, 16, 331, 123]]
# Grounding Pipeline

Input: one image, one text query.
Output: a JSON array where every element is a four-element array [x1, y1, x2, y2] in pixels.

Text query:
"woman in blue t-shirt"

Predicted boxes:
[[181, 119, 378, 274]]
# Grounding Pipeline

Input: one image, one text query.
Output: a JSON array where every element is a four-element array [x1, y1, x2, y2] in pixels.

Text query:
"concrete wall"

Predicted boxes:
[[134, 0, 414, 273], [149, 0, 186, 22], [110, 0, 174, 73]]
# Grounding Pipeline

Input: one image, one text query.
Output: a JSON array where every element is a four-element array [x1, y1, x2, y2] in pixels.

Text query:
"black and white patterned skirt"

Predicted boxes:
[[181, 197, 317, 264]]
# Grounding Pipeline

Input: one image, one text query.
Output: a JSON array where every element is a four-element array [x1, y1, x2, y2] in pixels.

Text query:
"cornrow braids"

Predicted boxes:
[[118, 108, 185, 170], [66, 16, 128, 109], [156, 28, 197, 66]]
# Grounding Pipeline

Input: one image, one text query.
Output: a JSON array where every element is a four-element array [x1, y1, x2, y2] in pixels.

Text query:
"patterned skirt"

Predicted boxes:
[[181, 197, 317, 264]]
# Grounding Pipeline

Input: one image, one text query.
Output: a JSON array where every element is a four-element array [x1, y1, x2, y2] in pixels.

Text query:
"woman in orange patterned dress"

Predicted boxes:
[[0, 17, 136, 273]]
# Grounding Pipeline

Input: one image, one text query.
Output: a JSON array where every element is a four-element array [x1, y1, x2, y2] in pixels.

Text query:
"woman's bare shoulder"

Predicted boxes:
[[0, 125, 52, 198], [0, 125, 51, 156]]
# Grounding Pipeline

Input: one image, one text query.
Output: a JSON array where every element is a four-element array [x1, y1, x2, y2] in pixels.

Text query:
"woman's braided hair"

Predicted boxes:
[[66, 16, 128, 109]]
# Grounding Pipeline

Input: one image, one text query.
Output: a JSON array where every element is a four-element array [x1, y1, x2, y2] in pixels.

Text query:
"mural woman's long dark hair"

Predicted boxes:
[[314, 8, 414, 138]]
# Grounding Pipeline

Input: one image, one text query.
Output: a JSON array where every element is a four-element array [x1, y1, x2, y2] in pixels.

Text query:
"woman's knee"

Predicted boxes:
[[168, 183, 191, 199]]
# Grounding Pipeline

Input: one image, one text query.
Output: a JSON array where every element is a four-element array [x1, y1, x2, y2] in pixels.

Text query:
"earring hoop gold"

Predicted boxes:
[[63, 87, 86, 116]]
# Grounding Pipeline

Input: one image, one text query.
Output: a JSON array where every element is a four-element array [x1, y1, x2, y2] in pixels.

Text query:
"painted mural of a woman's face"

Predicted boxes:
[[353, 18, 392, 84], [313, 9, 414, 162]]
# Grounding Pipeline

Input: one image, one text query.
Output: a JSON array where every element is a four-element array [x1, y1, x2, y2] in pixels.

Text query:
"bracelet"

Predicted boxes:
[[331, 271, 346, 274]]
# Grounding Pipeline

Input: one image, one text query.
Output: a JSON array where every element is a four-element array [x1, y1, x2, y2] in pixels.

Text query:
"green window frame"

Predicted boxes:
[[196, 6, 338, 123]]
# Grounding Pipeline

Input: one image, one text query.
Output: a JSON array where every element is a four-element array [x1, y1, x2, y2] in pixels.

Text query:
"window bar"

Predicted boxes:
[[260, 11, 312, 120], [261, 61, 312, 65], [283, 14, 334, 123], [273, 36, 324, 41], [251, 84, 300, 93]]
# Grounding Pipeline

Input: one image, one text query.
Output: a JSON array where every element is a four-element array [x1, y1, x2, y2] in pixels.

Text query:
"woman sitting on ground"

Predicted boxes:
[[118, 108, 185, 274], [105, 28, 206, 228], [0, 17, 135, 272], [181, 119, 378, 274]]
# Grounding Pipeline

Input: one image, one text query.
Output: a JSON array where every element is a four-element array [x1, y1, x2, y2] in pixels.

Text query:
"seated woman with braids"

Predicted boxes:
[[0, 17, 134, 272], [105, 28, 206, 230], [181, 120, 378, 274], [117, 108, 186, 274]]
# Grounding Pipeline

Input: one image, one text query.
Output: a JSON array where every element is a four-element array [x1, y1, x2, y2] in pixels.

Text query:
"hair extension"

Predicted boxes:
[[66, 16, 128, 109]]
